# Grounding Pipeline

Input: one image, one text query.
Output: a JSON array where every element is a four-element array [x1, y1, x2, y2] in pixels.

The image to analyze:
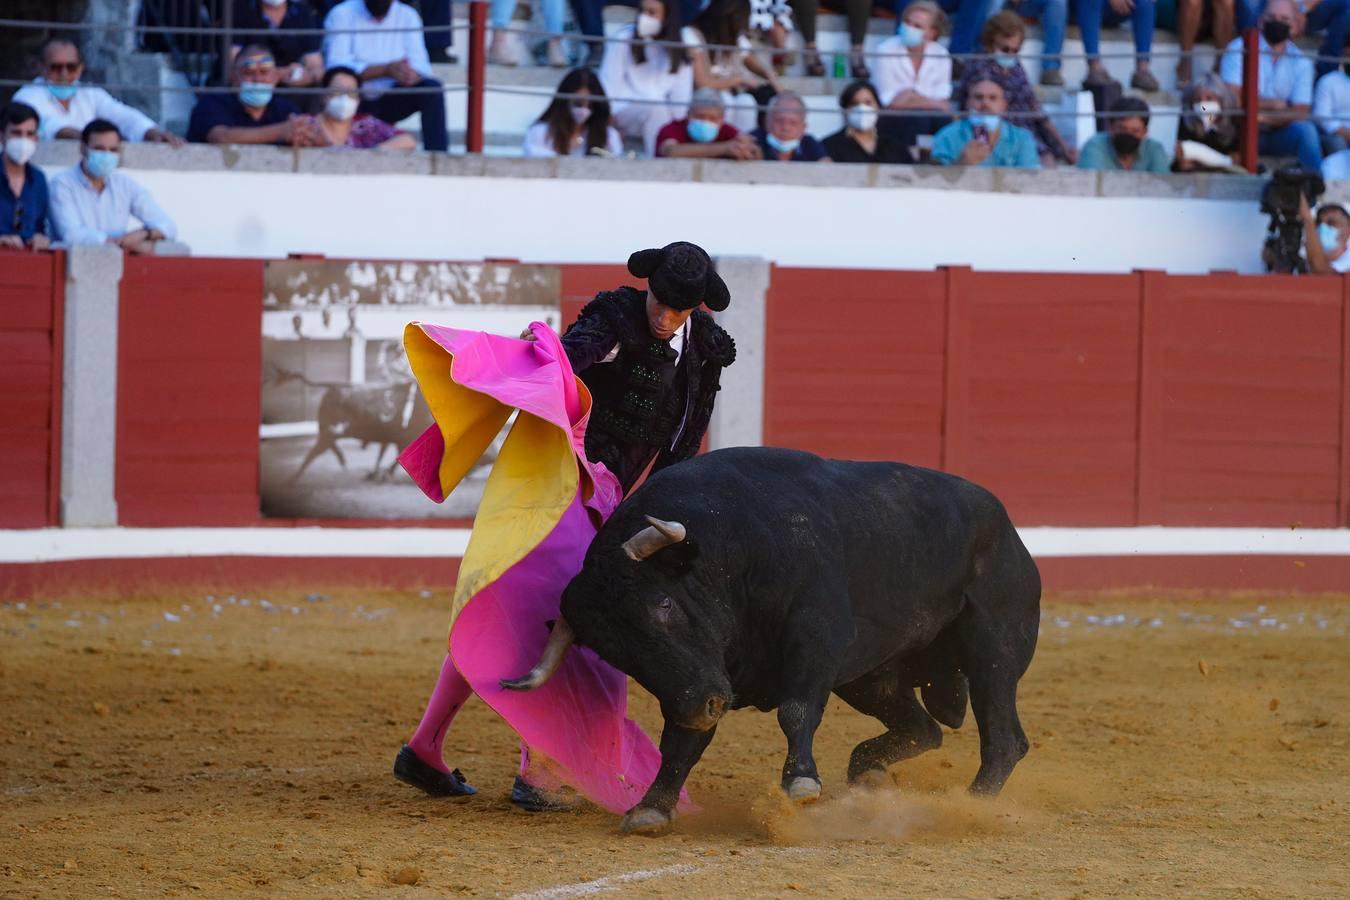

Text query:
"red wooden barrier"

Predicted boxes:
[[1342, 277, 1350, 527], [117, 256, 264, 525], [559, 264, 630, 329], [0, 252, 63, 527]]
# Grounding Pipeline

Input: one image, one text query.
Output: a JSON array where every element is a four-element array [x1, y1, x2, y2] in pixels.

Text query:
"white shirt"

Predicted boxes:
[[49, 164, 178, 246], [1219, 36, 1313, 105], [323, 0, 433, 98], [871, 37, 951, 106], [598, 25, 694, 111], [1314, 70, 1350, 135], [12, 79, 158, 142], [597, 317, 689, 366], [521, 121, 625, 157]]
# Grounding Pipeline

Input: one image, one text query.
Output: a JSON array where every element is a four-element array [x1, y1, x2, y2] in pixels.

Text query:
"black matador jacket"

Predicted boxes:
[[560, 286, 736, 494]]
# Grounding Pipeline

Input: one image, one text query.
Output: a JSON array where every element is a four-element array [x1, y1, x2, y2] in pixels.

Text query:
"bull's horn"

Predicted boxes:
[[499, 618, 575, 692], [622, 516, 687, 561]]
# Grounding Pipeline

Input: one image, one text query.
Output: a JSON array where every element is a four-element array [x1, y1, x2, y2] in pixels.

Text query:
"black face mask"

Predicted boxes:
[[1111, 132, 1142, 157], [365, 0, 394, 17], [1262, 20, 1291, 44], [1343, 61, 1350, 76]]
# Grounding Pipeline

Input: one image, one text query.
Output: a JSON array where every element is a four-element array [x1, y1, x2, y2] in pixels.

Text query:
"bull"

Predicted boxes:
[[502, 447, 1040, 834]]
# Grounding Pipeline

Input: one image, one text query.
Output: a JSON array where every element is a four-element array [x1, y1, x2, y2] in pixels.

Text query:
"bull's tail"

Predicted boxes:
[[270, 363, 335, 390]]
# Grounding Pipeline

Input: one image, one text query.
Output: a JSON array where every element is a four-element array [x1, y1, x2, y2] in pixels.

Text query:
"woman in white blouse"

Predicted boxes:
[[523, 68, 626, 157], [597, 0, 694, 156], [870, 0, 953, 156], [682, 0, 780, 134]]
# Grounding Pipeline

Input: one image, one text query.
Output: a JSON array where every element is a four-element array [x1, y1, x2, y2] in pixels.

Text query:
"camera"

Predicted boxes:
[[1261, 167, 1326, 274]]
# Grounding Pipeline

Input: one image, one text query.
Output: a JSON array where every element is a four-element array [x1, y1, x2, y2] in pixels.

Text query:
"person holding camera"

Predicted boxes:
[[1299, 194, 1350, 273]]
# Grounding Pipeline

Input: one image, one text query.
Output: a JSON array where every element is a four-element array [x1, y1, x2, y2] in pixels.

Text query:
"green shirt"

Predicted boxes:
[[1077, 133, 1171, 173], [931, 119, 1041, 169]]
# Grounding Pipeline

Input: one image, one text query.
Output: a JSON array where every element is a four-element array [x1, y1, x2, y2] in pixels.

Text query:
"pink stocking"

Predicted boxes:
[[407, 654, 473, 774]]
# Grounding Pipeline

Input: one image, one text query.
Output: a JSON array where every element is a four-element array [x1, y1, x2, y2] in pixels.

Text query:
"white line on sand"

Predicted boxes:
[[510, 863, 701, 900]]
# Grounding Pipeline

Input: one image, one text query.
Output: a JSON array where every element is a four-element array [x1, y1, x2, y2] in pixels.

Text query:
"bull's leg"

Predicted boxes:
[[777, 685, 832, 802], [835, 664, 944, 785], [621, 721, 716, 835], [290, 435, 333, 483]]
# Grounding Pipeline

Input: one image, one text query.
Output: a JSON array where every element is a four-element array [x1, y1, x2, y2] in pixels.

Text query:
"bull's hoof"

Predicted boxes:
[[785, 776, 822, 803], [846, 768, 890, 791], [620, 806, 673, 835]]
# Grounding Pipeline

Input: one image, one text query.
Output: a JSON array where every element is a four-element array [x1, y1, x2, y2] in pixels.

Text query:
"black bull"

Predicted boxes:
[[503, 447, 1040, 834]]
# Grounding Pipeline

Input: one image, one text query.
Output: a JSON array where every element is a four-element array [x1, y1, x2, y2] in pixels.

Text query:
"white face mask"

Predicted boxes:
[[1193, 99, 1221, 131], [4, 136, 37, 166], [846, 105, 878, 133], [570, 104, 592, 124], [262, 0, 287, 7], [326, 94, 359, 121], [636, 13, 663, 38]]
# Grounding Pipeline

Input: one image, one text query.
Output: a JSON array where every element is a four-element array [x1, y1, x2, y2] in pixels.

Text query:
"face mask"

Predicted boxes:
[[1193, 100, 1221, 130], [1111, 132, 1142, 157], [262, 0, 287, 6], [4, 137, 37, 166], [570, 104, 592, 125], [326, 94, 359, 120], [897, 22, 925, 48], [47, 82, 79, 102], [766, 133, 800, 155], [687, 117, 719, 142], [365, 0, 394, 17], [239, 81, 274, 109], [84, 149, 119, 179], [846, 104, 879, 132], [970, 113, 1001, 133], [1262, 20, 1291, 44], [636, 13, 663, 38], [994, 53, 1018, 69], [1318, 222, 1342, 253]]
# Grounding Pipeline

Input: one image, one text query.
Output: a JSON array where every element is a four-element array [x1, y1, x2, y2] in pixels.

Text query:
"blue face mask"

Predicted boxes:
[[1318, 222, 1342, 252], [239, 81, 274, 109], [897, 22, 925, 48], [48, 82, 79, 102], [970, 113, 1001, 133], [766, 133, 800, 155], [994, 53, 1018, 69], [84, 149, 119, 179], [687, 118, 720, 143]]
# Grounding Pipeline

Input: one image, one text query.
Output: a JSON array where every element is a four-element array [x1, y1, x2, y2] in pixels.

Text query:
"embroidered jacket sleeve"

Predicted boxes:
[[652, 310, 736, 472], [560, 292, 628, 373]]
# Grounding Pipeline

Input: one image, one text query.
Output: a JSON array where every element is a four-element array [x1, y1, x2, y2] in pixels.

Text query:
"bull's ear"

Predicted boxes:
[[651, 539, 700, 578]]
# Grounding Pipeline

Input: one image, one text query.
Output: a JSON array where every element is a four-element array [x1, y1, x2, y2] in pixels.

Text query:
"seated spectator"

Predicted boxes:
[[954, 12, 1076, 165], [750, 0, 795, 74], [1005, 0, 1066, 86], [1077, 0, 1160, 91], [751, 91, 828, 161], [872, 1, 953, 154], [1176, 0, 1237, 86], [490, 0, 567, 67], [936, 0, 1001, 67], [789, 0, 872, 77], [1, 103, 51, 251], [932, 77, 1040, 168], [1314, 38, 1350, 155], [597, 0, 694, 156], [1174, 73, 1243, 172], [323, 0, 449, 152], [49, 120, 177, 253], [684, 0, 780, 134], [13, 37, 183, 146], [1299, 196, 1350, 271], [822, 80, 910, 163], [1077, 96, 1169, 173], [1220, 0, 1320, 171], [315, 66, 416, 149], [656, 88, 762, 159], [188, 45, 314, 145], [571, 0, 704, 69], [523, 68, 625, 157], [228, 0, 326, 94]]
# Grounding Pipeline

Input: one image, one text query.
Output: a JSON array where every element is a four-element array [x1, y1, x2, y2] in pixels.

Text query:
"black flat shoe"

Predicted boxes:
[[510, 775, 571, 812], [393, 745, 477, 797]]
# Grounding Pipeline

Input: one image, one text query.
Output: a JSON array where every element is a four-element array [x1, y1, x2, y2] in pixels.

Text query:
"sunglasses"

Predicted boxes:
[[46, 61, 80, 74]]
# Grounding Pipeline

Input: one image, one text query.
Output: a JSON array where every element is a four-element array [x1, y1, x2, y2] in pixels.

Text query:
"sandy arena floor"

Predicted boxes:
[[1, 589, 1346, 898]]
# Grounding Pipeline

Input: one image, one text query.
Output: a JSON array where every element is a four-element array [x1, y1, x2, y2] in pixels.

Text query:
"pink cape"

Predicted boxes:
[[399, 321, 683, 815]]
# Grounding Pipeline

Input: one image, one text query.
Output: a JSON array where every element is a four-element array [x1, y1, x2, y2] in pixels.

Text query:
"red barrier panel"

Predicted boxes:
[[559, 264, 630, 329], [117, 257, 264, 525], [1138, 273, 1345, 526], [764, 266, 946, 466], [1342, 278, 1350, 526], [0, 252, 63, 527], [945, 268, 1142, 525]]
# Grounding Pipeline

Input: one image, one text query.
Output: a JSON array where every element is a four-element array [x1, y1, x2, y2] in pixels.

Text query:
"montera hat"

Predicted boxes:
[[627, 241, 730, 312]]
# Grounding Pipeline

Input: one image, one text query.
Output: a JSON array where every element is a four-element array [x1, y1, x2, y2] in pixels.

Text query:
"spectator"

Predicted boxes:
[[1173, 72, 1243, 171], [13, 37, 183, 146], [315, 66, 417, 148], [1220, 0, 1320, 170], [751, 91, 828, 161], [684, 0, 781, 133], [571, 0, 705, 68], [422, 0, 455, 64], [954, 12, 1075, 165], [188, 45, 315, 145], [936, 0, 1001, 65], [227, 0, 326, 93], [1005, 0, 1067, 85], [324, 0, 449, 152], [523, 68, 625, 156], [655, 87, 763, 158], [597, 0, 694, 155], [490, 0, 567, 67], [932, 77, 1040, 168], [1, 103, 51, 252], [1077, 96, 1170, 172], [1077, 0, 1160, 92], [789, 0, 872, 77], [751, 0, 796, 74], [822, 80, 909, 163], [1314, 37, 1350, 155], [1176, 0, 1237, 86], [1299, 196, 1350, 271], [49, 120, 177, 253], [872, 1, 953, 154]]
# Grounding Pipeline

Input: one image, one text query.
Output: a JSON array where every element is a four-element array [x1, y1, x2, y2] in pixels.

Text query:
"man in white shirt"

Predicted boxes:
[[871, 1, 953, 153], [323, 0, 448, 151], [1313, 37, 1350, 155], [49, 119, 178, 253], [12, 38, 183, 147]]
